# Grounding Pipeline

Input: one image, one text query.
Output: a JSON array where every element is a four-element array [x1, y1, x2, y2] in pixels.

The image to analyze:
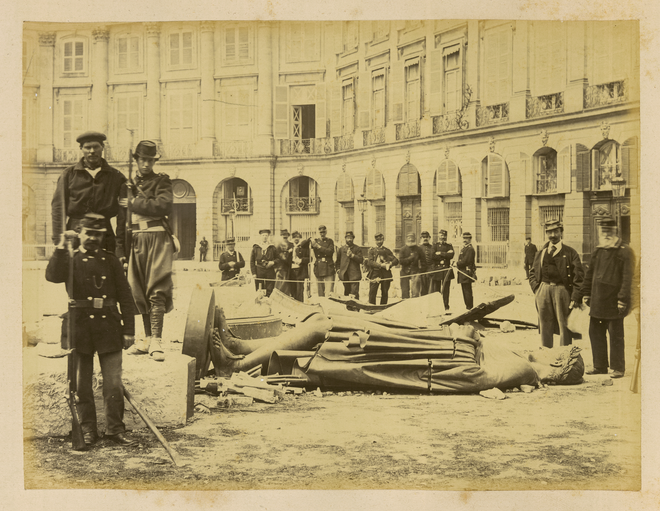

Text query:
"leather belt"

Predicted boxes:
[[69, 298, 117, 309], [131, 220, 162, 230]]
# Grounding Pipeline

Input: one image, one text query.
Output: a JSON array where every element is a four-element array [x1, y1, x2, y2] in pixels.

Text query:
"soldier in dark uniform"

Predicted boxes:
[[250, 228, 276, 297], [431, 229, 455, 314], [274, 229, 294, 296], [418, 231, 434, 296], [51, 131, 127, 253], [116, 141, 174, 362], [365, 233, 399, 305], [524, 237, 538, 279], [398, 232, 422, 299], [289, 231, 311, 302], [456, 232, 477, 310], [336, 231, 364, 300], [45, 213, 138, 447], [218, 238, 245, 281], [199, 237, 209, 262], [310, 224, 336, 297]]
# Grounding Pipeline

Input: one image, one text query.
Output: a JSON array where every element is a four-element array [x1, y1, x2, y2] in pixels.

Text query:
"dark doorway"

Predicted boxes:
[[171, 203, 196, 260]]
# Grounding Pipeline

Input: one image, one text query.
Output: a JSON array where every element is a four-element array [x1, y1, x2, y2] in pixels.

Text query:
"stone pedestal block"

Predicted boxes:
[[23, 348, 195, 438]]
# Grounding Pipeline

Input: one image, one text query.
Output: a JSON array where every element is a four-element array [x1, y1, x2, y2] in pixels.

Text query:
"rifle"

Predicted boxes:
[[61, 186, 87, 452], [124, 129, 136, 271]]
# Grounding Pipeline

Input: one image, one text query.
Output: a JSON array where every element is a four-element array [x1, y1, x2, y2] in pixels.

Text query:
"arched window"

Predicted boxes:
[[481, 154, 509, 198], [285, 176, 319, 214], [221, 177, 252, 214], [436, 159, 461, 195], [593, 140, 619, 191], [336, 172, 354, 203], [533, 147, 557, 194], [397, 163, 421, 196], [364, 168, 385, 201]]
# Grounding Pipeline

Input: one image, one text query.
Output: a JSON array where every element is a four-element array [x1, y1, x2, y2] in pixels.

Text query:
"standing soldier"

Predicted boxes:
[[116, 140, 174, 363], [310, 225, 336, 297], [336, 231, 363, 300], [456, 232, 477, 310], [289, 231, 310, 302], [46, 213, 138, 447], [528, 220, 584, 348], [51, 131, 126, 253], [199, 237, 209, 262], [418, 231, 434, 296], [250, 228, 276, 297], [431, 229, 455, 314], [274, 229, 294, 296], [365, 233, 399, 305], [398, 232, 422, 299], [218, 238, 245, 281], [580, 216, 634, 378], [524, 237, 538, 280]]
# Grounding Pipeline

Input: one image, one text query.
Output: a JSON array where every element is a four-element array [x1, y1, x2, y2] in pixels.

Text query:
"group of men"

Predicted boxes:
[[527, 218, 635, 380], [46, 131, 175, 448]]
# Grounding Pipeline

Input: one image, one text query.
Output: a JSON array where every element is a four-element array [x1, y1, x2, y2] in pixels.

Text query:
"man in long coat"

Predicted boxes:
[[398, 232, 422, 299], [456, 232, 477, 310], [431, 229, 455, 314], [219, 238, 245, 281], [365, 233, 399, 305], [250, 229, 276, 297], [524, 237, 538, 279], [310, 224, 336, 297], [336, 231, 363, 300], [289, 231, 310, 302]]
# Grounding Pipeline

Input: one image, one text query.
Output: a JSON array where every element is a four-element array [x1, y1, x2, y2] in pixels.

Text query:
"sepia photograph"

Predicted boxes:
[[7, 0, 660, 509]]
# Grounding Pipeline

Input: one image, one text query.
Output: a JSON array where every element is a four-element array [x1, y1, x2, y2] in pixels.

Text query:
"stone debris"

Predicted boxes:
[[499, 321, 516, 333], [479, 388, 507, 400], [520, 385, 535, 393], [195, 371, 306, 407], [601, 379, 613, 386]]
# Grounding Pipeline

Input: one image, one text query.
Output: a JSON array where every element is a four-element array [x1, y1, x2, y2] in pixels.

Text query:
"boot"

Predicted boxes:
[[149, 337, 165, 362], [126, 337, 150, 355]]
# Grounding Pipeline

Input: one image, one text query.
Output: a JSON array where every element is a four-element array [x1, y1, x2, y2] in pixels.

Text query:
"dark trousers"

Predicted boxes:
[[341, 279, 360, 300], [524, 263, 531, 279], [419, 274, 431, 296], [589, 316, 625, 373], [461, 282, 474, 310], [77, 350, 125, 436], [535, 282, 572, 348], [400, 274, 421, 299], [369, 280, 391, 305], [255, 278, 275, 297], [289, 267, 306, 302], [274, 268, 290, 296], [430, 278, 451, 310], [199, 251, 207, 262]]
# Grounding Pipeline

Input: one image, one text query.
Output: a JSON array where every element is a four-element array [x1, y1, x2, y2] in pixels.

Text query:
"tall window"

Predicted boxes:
[[540, 205, 564, 226], [405, 59, 421, 121], [342, 79, 355, 134], [287, 22, 320, 63], [287, 177, 318, 213], [169, 92, 194, 145], [445, 201, 463, 241], [222, 88, 251, 140], [62, 98, 85, 148], [593, 141, 619, 191], [225, 26, 250, 63], [534, 22, 565, 95], [63, 39, 85, 73], [444, 46, 462, 113], [169, 30, 194, 67], [436, 160, 460, 195], [115, 94, 141, 150], [535, 149, 558, 194], [343, 21, 358, 52], [488, 208, 509, 242], [117, 35, 141, 72], [482, 154, 508, 198], [484, 26, 512, 105], [592, 22, 631, 85], [372, 70, 386, 127]]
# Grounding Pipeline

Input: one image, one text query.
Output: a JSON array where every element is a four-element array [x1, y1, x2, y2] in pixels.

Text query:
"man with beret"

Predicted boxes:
[[116, 141, 174, 362], [274, 229, 294, 296], [431, 229, 455, 314], [250, 228, 277, 297], [219, 238, 245, 281], [580, 216, 634, 378], [398, 232, 422, 299], [289, 231, 311, 302], [418, 231, 434, 296], [51, 131, 127, 253], [523, 237, 538, 280], [46, 213, 138, 447], [529, 220, 584, 348], [456, 232, 477, 310], [365, 233, 399, 305], [336, 231, 364, 300], [310, 225, 336, 297]]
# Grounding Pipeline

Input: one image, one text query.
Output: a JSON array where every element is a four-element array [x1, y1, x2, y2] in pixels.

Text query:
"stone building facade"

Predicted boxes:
[[22, 20, 640, 266]]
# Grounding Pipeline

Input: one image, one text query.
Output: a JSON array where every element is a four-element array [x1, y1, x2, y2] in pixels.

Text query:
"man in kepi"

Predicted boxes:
[[418, 231, 434, 296], [289, 231, 310, 302], [431, 229, 455, 314], [310, 225, 336, 297], [46, 213, 138, 447], [250, 229, 276, 297], [51, 131, 127, 252], [219, 238, 245, 281], [456, 232, 477, 310], [365, 233, 399, 305], [528, 220, 584, 348], [336, 231, 363, 300], [398, 232, 422, 299], [116, 141, 174, 362], [580, 216, 634, 378], [274, 229, 294, 296]]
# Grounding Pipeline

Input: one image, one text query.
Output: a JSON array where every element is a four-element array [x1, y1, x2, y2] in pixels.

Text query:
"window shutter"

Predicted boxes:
[[330, 82, 342, 138], [591, 149, 600, 190], [488, 155, 504, 197], [130, 37, 140, 68], [429, 48, 443, 115], [316, 83, 326, 139], [274, 86, 288, 139], [593, 23, 609, 85], [390, 60, 404, 123], [436, 161, 448, 195], [549, 33, 565, 93], [575, 144, 591, 192], [366, 170, 375, 199], [308, 178, 316, 200], [290, 178, 299, 198], [182, 32, 193, 64], [170, 33, 179, 66], [238, 27, 249, 60], [557, 146, 571, 193], [225, 28, 236, 61], [448, 161, 461, 195], [497, 29, 511, 104], [534, 23, 549, 94], [118, 38, 127, 69], [484, 31, 498, 104], [358, 72, 370, 129], [409, 167, 419, 195], [622, 137, 638, 189]]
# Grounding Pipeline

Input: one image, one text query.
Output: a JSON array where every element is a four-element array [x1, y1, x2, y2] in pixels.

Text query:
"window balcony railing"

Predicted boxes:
[[475, 242, 508, 267], [280, 138, 334, 156], [362, 126, 386, 147], [526, 92, 564, 119], [432, 112, 469, 134], [213, 140, 253, 159], [584, 80, 627, 109], [536, 176, 557, 194], [476, 103, 509, 127], [285, 196, 320, 214], [334, 133, 354, 152], [395, 119, 421, 141], [53, 148, 81, 163], [220, 197, 253, 215], [160, 143, 196, 159], [595, 163, 616, 191]]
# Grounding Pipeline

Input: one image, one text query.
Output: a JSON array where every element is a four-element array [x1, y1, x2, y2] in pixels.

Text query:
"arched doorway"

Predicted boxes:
[[171, 179, 196, 260], [396, 163, 421, 248]]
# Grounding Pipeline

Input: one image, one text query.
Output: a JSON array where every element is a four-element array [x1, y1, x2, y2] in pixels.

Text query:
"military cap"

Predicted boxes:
[[406, 232, 416, 240], [280, 229, 290, 236], [545, 220, 563, 232], [291, 231, 302, 239], [76, 131, 107, 145], [597, 215, 616, 227], [259, 228, 271, 234], [374, 232, 384, 239], [225, 237, 236, 244], [79, 213, 107, 233], [318, 224, 327, 231], [421, 231, 430, 238], [439, 229, 448, 236], [345, 231, 355, 238], [463, 232, 472, 238], [133, 140, 160, 160]]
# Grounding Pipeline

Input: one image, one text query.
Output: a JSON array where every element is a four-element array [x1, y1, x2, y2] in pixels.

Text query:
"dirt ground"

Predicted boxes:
[[22, 263, 642, 491]]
